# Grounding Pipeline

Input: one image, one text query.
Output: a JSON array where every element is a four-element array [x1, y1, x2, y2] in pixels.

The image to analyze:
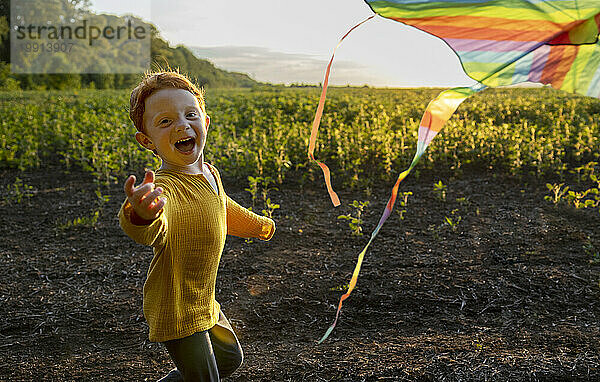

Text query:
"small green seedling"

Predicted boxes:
[[261, 198, 280, 219], [397, 191, 413, 220], [4, 177, 35, 204], [568, 189, 598, 209], [433, 180, 447, 201], [338, 200, 370, 236], [544, 183, 569, 204], [572, 161, 597, 183], [330, 282, 350, 292], [95, 189, 110, 207], [456, 196, 470, 206], [58, 210, 100, 230], [245, 176, 260, 209], [260, 176, 278, 203], [444, 209, 462, 232]]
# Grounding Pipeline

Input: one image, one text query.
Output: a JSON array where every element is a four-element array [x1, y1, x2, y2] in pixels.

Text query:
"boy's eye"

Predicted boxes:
[[187, 112, 198, 118], [159, 118, 170, 125]]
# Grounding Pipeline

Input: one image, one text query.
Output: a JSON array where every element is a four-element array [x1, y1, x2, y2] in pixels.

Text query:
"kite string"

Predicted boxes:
[[308, 14, 376, 207]]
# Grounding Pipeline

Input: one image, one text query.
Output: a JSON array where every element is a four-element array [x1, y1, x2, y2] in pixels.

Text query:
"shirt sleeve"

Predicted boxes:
[[118, 197, 169, 249], [226, 195, 275, 241]]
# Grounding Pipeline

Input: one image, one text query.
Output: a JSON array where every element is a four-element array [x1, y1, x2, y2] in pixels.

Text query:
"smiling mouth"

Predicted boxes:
[[174, 137, 196, 153]]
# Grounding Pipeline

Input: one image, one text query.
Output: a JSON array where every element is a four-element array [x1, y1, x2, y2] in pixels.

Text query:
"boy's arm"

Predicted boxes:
[[226, 195, 275, 240], [118, 197, 169, 248]]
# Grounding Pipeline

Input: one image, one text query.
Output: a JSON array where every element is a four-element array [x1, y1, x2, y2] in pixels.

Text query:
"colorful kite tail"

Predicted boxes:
[[318, 85, 484, 344], [308, 14, 376, 207]]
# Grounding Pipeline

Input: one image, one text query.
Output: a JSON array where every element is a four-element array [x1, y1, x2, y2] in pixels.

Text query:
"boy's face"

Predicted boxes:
[[136, 88, 210, 172]]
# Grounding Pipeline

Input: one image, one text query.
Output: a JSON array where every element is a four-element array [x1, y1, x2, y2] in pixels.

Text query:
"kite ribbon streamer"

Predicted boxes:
[[308, 14, 376, 207], [318, 84, 485, 344]]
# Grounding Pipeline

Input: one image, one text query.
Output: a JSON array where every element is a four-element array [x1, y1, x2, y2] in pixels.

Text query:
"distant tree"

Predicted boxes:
[[0, 0, 9, 63]]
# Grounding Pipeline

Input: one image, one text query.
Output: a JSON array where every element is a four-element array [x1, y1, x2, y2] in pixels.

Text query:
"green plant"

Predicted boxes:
[[58, 210, 100, 230], [95, 189, 110, 208], [396, 191, 413, 220], [330, 282, 350, 292], [260, 176, 278, 203], [433, 180, 447, 201], [591, 174, 600, 214], [444, 209, 462, 232], [572, 161, 597, 183], [338, 200, 370, 236], [261, 198, 280, 219], [245, 176, 260, 209], [4, 177, 35, 204], [456, 196, 470, 206], [565, 189, 596, 209], [544, 183, 569, 204], [245, 175, 279, 210]]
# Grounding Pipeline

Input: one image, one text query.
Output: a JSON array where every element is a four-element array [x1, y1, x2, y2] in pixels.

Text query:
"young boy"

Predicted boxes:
[[118, 71, 275, 381]]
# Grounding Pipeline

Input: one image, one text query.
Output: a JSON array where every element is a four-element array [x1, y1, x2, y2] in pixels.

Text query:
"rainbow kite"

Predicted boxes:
[[313, 0, 600, 343]]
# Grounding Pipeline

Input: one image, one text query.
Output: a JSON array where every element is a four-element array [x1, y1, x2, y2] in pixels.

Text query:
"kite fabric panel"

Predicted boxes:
[[365, 0, 600, 94], [314, 0, 600, 343]]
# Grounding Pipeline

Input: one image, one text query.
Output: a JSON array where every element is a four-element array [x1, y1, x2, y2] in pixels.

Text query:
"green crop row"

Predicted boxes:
[[0, 87, 598, 188]]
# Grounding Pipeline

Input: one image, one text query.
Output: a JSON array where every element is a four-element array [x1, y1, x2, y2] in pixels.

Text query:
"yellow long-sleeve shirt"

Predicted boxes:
[[118, 164, 275, 342]]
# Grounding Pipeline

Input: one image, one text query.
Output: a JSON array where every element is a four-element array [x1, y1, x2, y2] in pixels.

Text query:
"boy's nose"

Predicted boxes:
[[174, 119, 190, 131]]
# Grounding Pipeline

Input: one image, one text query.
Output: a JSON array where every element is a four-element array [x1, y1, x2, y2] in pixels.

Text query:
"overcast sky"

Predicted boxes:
[[89, 0, 476, 87]]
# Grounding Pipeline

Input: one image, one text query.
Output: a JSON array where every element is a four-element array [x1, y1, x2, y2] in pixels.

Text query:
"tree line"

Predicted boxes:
[[0, 0, 259, 90]]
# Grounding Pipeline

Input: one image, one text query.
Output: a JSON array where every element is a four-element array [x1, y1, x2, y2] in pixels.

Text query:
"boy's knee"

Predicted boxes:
[[218, 348, 243, 378], [232, 349, 243, 370]]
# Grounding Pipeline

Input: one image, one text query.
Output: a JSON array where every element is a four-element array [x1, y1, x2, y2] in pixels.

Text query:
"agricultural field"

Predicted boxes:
[[0, 87, 599, 381]]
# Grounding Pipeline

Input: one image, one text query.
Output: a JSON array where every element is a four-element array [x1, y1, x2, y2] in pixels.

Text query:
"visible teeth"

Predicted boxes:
[[175, 137, 193, 144]]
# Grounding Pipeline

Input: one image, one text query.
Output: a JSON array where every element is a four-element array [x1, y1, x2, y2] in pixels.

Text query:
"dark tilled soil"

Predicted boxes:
[[0, 166, 599, 381]]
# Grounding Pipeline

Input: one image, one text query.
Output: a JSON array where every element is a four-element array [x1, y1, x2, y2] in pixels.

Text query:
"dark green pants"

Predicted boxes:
[[160, 311, 243, 382]]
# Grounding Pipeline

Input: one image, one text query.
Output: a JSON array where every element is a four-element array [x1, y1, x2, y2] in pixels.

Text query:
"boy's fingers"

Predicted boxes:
[[150, 196, 167, 214], [132, 183, 154, 204], [124, 175, 136, 197], [142, 170, 155, 185], [139, 194, 166, 220], [139, 187, 163, 210]]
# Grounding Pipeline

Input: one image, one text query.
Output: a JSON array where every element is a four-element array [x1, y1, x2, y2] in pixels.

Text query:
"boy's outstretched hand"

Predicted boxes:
[[124, 170, 166, 221]]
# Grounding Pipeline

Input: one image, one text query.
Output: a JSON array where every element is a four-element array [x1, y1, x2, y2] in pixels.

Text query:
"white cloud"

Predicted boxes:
[[191, 46, 393, 86]]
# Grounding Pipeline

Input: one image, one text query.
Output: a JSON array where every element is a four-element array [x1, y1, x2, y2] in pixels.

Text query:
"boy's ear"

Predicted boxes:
[[205, 114, 210, 130], [135, 131, 156, 151]]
